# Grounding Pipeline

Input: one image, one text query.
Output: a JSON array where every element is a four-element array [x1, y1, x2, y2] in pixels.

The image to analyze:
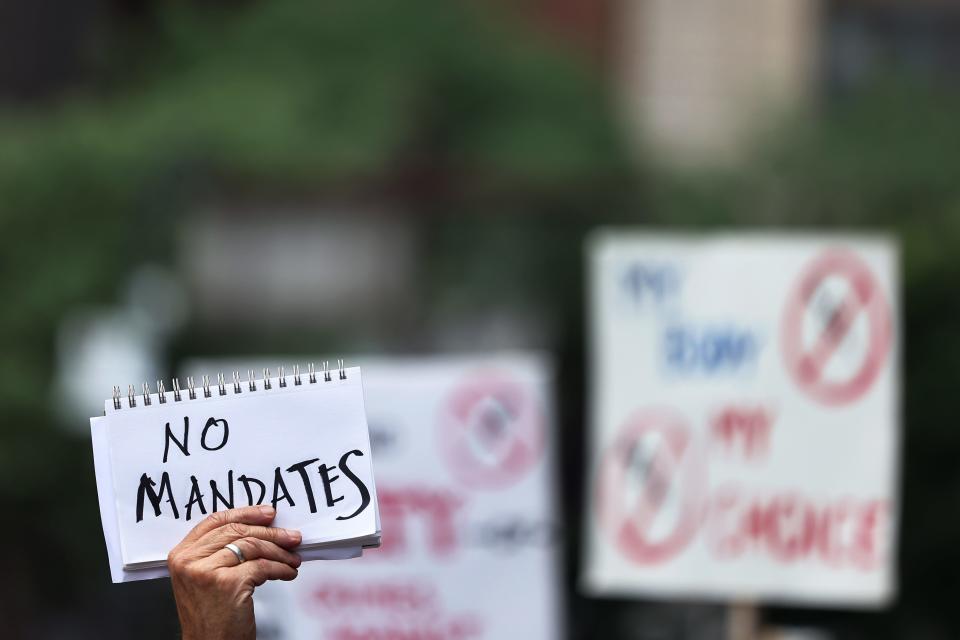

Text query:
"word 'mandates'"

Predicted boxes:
[[135, 416, 371, 523]]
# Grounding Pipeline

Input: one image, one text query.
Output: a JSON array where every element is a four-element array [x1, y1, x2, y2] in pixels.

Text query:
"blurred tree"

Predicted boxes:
[[0, 0, 628, 637], [2, 0, 959, 638]]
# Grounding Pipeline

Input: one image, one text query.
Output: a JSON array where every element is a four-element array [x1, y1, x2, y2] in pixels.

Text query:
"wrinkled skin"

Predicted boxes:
[[168, 505, 302, 640]]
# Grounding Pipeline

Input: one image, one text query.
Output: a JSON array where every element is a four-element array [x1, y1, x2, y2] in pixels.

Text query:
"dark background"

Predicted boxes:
[[0, 1, 958, 638]]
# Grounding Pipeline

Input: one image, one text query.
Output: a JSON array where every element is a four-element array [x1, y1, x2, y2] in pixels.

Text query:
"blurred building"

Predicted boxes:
[[4, 1, 960, 639], [5, 0, 960, 166], [518, 0, 960, 165], [616, 0, 818, 165], [823, 0, 960, 95]]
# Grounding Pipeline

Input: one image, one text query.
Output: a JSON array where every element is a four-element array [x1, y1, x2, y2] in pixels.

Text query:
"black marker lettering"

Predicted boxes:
[[286, 458, 320, 513], [318, 463, 344, 507], [335, 450, 370, 521], [163, 418, 190, 463], [185, 475, 207, 520], [210, 470, 235, 511], [201, 418, 229, 451], [136, 472, 180, 521], [271, 466, 295, 509], [238, 474, 266, 506]]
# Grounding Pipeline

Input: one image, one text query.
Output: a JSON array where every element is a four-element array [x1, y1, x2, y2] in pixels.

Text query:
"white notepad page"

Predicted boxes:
[[101, 367, 379, 569], [91, 416, 368, 583]]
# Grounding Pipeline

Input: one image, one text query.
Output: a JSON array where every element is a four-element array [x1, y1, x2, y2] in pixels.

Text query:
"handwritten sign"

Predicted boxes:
[[584, 233, 900, 607], [194, 355, 561, 640], [95, 367, 379, 571]]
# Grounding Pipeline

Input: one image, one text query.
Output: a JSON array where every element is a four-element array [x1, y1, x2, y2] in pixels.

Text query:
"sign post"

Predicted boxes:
[[727, 602, 758, 640]]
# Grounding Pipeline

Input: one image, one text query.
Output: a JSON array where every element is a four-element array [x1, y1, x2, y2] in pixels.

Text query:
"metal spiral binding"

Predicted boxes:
[[109, 361, 348, 410]]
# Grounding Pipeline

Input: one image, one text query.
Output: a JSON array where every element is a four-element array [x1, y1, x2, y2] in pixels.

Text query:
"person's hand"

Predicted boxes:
[[168, 505, 302, 640]]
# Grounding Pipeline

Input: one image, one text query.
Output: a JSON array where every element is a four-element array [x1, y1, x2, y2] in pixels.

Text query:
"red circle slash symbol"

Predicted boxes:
[[437, 372, 544, 490], [597, 410, 704, 565], [781, 249, 893, 406]]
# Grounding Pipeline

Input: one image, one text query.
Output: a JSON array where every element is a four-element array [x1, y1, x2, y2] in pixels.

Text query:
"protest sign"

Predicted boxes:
[[583, 233, 899, 606], [92, 366, 380, 581], [242, 354, 561, 640]]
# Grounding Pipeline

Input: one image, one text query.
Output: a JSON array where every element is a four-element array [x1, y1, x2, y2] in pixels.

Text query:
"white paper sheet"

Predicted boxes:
[[91, 366, 380, 583], [92, 416, 367, 582]]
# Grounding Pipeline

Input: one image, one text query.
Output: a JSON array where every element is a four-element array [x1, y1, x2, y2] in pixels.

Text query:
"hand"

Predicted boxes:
[[168, 505, 302, 640]]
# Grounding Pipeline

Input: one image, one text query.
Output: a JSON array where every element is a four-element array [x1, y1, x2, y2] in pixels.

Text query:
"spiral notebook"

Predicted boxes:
[[90, 362, 381, 583]]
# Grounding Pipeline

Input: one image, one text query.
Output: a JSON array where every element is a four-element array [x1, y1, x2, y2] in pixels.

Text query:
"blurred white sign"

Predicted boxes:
[[240, 355, 561, 640], [583, 233, 899, 607]]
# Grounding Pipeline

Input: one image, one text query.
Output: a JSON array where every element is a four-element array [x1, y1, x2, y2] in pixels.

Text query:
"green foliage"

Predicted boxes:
[[0, 0, 626, 458], [3, 0, 959, 634], [0, 3, 627, 630]]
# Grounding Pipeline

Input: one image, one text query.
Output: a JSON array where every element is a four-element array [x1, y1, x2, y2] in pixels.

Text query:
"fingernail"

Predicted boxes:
[[284, 529, 302, 543], [292, 553, 302, 567], [259, 505, 275, 516]]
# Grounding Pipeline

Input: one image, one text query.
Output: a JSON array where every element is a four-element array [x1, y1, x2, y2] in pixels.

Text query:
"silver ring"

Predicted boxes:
[[225, 542, 245, 564]]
